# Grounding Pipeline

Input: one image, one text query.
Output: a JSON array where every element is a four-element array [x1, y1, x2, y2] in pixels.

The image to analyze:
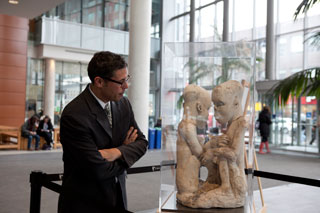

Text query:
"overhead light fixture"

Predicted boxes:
[[8, 0, 19, 4]]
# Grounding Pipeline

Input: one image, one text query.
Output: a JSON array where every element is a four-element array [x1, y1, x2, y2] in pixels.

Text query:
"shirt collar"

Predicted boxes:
[[88, 84, 110, 109]]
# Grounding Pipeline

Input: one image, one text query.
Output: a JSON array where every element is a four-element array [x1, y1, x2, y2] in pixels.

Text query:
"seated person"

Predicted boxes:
[[37, 115, 54, 150], [21, 115, 40, 150]]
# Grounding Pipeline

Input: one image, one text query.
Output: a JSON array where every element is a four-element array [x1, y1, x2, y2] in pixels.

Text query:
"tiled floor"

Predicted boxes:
[[0, 148, 319, 212]]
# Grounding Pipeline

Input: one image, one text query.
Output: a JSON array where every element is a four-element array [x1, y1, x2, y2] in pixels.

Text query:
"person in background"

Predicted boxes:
[[21, 115, 40, 150], [58, 51, 148, 213], [36, 109, 44, 118], [37, 115, 54, 150], [54, 111, 61, 126], [154, 117, 162, 128], [258, 106, 272, 154], [310, 115, 320, 145]]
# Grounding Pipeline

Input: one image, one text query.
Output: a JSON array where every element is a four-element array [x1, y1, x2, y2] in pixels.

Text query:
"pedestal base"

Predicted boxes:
[[161, 191, 246, 213]]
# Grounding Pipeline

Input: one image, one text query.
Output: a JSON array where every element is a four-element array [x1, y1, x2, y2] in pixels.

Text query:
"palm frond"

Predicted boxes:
[[269, 67, 320, 108], [177, 94, 184, 109], [294, 0, 320, 20], [305, 31, 320, 49]]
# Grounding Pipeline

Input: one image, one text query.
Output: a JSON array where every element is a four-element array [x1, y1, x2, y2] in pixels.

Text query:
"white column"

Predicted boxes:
[[266, 0, 275, 80], [127, 0, 152, 136], [223, 0, 229, 41], [190, 0, 195, 42], [44, 58, 55, 124]]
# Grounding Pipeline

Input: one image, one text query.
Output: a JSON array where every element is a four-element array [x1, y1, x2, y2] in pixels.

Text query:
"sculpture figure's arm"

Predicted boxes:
[[212, 134, 236, 162], [213, 119, 246, 162], [200, 135, 224, 165], [179, 122, 203, 158], [207, 135, 219, 149]]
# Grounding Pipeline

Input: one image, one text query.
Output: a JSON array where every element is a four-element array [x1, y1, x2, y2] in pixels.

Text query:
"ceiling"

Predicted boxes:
[[0, 0, 67, 19]]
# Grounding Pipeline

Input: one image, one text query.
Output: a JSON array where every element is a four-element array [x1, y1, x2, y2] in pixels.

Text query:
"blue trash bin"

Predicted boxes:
[[148, 128, 156, 149], [155, 128, 161, 149]]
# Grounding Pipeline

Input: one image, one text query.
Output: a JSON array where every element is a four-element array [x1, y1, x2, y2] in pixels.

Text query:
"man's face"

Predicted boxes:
[[212, 91, 234, 125], [101, 67, 129, 102]]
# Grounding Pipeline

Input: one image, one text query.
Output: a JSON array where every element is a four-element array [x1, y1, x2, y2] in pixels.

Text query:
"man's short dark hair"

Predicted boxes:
[[88, 51, 127, 83]]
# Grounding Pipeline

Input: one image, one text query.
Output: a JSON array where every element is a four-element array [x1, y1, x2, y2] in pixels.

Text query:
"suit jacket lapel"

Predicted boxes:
[[111, 101, 118, 136], [83, 85, 113, 138], [96, 112, 113, 138]]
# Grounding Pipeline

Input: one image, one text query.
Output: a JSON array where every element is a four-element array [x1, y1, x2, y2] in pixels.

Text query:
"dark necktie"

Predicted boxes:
[[104, 102, 112, 128]]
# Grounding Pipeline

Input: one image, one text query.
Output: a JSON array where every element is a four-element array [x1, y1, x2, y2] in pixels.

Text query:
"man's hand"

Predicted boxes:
[[123, 127, 138, 145], [99, 148, 122, 162]]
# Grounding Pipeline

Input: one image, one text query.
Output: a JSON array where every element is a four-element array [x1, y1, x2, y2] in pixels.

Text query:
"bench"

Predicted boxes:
[[0, 125, 21, 150], [0, 125, 62, 150], [20, 127, 62, 150], [19, 136, 46, 150], [53, 127, 62, 149]]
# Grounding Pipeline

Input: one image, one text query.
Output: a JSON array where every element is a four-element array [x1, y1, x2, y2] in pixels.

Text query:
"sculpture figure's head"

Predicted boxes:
[[183, 84, 211, 129], [212, 80, 243, 125]]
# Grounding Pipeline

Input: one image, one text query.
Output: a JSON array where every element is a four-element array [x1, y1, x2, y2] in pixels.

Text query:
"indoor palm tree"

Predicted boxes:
[[271, 68, 320, 107], [295, 0, 320, 49]]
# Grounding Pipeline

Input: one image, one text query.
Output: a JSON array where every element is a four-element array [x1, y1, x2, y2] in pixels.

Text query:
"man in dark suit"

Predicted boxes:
[[58, 51, 148, 213]]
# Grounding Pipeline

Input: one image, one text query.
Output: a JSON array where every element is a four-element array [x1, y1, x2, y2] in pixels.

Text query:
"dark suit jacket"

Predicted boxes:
[[58, 85, 148, 213]]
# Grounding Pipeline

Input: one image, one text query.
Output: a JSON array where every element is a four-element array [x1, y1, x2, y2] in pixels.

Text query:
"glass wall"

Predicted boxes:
[[276, 32, 304, 79], [151, 0, 161, 38], [26, 59, 45, 119], [33, 0, 162, 127], [26, 59, 90, 125], [168, 0, 320, 153], [104, 0, 129, 30], [54, 62, 90, 123], [57, 0, 81, 23], [149, 58, 161, 127], [83, 0, 103, 26], [26, 57, 160, 127], [54, 61, 90, 125], [195, 3, 215, 41], [45, 0, 160, 36]]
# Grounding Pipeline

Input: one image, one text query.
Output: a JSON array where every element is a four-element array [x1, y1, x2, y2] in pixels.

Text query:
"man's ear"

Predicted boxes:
[[196, 102, 203, 113], [94, 77, 104, 88]]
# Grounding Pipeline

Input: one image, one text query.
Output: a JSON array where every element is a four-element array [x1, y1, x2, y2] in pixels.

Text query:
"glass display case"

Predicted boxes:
[[160, 42, 256, 212]]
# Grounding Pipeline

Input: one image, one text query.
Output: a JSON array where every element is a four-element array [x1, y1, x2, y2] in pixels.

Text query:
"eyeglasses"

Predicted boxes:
[[101, 75, 130, 87]]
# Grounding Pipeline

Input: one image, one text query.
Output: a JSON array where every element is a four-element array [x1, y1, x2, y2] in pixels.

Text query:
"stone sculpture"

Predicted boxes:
[[177, 80, 247, 209], [176, 84, 212, 203]]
